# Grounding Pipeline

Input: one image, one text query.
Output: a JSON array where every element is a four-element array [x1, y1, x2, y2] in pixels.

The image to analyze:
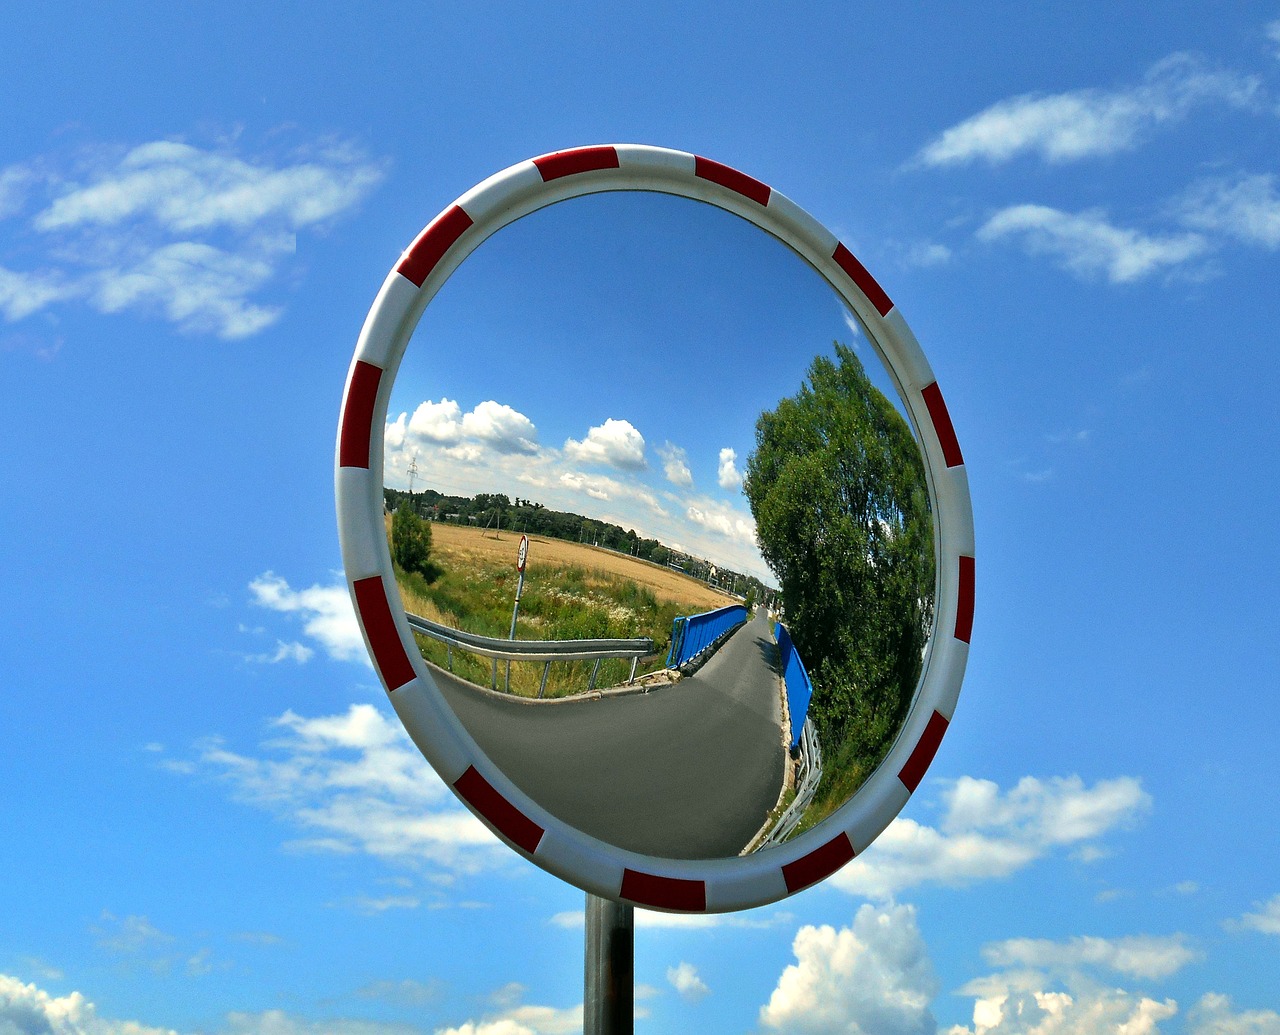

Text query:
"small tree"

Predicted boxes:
[[392, 504, 433, 578]]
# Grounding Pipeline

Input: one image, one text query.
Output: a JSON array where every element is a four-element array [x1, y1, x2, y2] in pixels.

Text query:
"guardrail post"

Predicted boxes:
[[628, 657, 637, 683], [539, 661, 551, 699], [588, 658, 601, 692]]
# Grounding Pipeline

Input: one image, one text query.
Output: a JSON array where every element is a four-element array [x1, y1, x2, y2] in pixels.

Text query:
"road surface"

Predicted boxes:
[[434, 609, 787, 859]]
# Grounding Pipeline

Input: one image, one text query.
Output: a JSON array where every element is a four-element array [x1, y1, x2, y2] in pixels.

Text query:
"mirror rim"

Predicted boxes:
[[335, 144, 974, 913]]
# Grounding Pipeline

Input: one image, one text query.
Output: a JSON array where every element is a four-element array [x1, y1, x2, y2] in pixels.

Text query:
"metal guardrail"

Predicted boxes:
[[758, 716, 823, 849], [666, 604, 748, 668], [406, 612, 655, 696]]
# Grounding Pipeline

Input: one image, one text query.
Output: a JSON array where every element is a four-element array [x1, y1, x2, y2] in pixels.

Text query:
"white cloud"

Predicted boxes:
[[1267, 20, 1280, 59], [87, 240, 282, 338], [657, 442, 693, 488], [394, 399, 538, 455], [981, 934, 1198, 981], [1180, 173, 1280, 249], [220, 1012, 418, 1035], [0, 137, 382, 337], [558, 471, 613, 502], [900, 241, 953, 268], [407, 398, 464, 444], [977, 205, 1208, 283], [0, 266, 74, 320], [917, 53, 1259, 166], [182, 703, 501, 873], [248, 573, 363, 662], [34, 140, 383, 234], [1227, 892, 1280, 935], [717, 447, 742, 491], [462, 401, 539, 454], [434, 998, 582, 1035], [760, 903, 938, 1035], [245, 640, 314, 665], [92, 912, 174, 955], [564, 418, 647, 470], [832, 775, 1151, 899], [950, 975, 1177, 1035], [1188, 993, 1280, 1035], [667, 962, 709, 1002], [0, 972, 180, 1035], [684, 498, 756, 548]]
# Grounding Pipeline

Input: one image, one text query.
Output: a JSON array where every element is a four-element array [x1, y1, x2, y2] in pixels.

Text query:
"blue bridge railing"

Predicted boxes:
[[775, 622, 814, 750], [666, 604, 748, 668]]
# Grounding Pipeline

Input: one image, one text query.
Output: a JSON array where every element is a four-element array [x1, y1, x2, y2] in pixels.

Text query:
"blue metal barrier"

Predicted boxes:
[[775, 623, 814, 751], [666, 604, 748, 668]]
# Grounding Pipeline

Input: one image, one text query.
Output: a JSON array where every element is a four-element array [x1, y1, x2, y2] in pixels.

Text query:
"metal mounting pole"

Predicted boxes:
[[585, 893, 633, 1035]]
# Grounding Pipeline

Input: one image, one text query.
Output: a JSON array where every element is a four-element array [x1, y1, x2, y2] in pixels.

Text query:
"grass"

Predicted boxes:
[[389, 519, 728, 698]]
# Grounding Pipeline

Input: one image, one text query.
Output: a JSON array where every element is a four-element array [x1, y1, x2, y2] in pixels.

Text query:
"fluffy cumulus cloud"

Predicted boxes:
[[179, 703, 500, 873], [433, 995, 582, 1035], [917, 53, 1259, 166], [760, 903, 939, 1035], [1180, 173, 1280, 249], [832, 774, 1151, 899], [977, 205, 1208, 283], [393, 398, 540, 455], [667, 962, 709, 1002], [657, 442, 693, 488], [463, 401, 540, 454], [717, 447, 742, 491], [1188, 993, 1280, 1035], [0, 972, 179, 1035], [563, 418, 647, 471], [949, 979, 1177, 1035], [0, 137, 382, 337], [248, 573, 363, 662]]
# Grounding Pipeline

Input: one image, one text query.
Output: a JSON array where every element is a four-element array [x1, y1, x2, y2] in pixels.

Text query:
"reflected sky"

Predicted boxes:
[[385, 190, 914, 584]]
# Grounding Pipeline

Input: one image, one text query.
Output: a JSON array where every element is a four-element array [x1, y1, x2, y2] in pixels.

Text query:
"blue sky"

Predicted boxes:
[[2, 4, 1279, 1033]]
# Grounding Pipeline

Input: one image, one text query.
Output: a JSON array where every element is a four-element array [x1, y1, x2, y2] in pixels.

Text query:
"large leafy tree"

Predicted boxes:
[[744, 342, 935, 763], [391, 502, 433, 578]]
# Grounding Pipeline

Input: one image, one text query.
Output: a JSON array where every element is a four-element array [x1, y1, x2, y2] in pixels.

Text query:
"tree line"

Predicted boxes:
[[382, 486, 772, 604]]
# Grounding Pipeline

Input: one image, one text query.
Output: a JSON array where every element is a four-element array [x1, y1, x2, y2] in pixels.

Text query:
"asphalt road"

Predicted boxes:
[[434, 609, 787, 859]]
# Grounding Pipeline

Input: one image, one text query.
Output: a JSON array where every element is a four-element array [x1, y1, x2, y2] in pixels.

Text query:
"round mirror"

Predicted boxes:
[[336, 146, 974, 912]]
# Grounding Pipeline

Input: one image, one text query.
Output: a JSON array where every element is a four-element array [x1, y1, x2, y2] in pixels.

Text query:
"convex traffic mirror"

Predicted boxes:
[[337, 146, 974, 913]]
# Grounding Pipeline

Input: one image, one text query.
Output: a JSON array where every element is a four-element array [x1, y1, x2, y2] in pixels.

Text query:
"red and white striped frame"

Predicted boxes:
[[336, 145, 975, 913]]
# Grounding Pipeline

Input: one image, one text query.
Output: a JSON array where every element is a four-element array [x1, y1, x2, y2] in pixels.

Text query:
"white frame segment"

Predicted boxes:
[[336, 144, 974, 913]]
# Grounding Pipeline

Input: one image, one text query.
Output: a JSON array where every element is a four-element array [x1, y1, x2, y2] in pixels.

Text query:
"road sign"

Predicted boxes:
[[517, 534, 529, 573]]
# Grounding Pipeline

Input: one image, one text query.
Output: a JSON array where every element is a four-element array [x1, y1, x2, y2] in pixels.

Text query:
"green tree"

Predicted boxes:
[[744, 342, 935, 763], [392, 503, 434, 578]]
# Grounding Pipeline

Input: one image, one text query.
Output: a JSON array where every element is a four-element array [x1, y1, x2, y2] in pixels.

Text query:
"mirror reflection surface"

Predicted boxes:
[[381, 192, 935, 859]]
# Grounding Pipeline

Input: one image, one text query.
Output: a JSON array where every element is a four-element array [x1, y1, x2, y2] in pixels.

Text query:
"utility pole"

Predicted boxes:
[[407, 454, 419, 496]]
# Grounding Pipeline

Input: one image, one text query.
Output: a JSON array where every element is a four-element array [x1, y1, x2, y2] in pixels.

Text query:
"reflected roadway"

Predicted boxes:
[[434, 609, 786, 859]]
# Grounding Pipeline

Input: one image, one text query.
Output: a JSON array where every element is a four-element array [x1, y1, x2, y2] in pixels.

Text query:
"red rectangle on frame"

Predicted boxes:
[[782, 833, 856, 893], [833, 243, 893, 317], [338, 361, 383, 469], [534, 146, 620, 181], [396, 205, 474, 288], [352, 576, 416, 691], [454, 766, 545, 854], [695, 156, 771, 206], [620, 869, 706, 912], [955, 555, 975, 643], [898, 710, 950, 793]]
